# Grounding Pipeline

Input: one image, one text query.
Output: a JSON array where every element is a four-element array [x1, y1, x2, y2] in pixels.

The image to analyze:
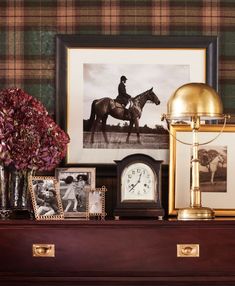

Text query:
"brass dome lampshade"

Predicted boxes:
[[163, 82, 226, 220], [167, 83, 223, 120]]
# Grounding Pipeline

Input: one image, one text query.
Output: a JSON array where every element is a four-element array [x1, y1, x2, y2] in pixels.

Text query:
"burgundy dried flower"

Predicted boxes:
[[0, 88, 70, 171]]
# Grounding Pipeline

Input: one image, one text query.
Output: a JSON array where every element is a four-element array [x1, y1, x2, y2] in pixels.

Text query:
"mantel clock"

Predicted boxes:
[[114, 154, 164, 219]]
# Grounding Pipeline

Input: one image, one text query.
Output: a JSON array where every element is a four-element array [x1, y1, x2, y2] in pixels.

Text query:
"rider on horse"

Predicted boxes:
[[115, 75, 132, 107], [115, 75, 132, 118], [88, 86, 160, 144]]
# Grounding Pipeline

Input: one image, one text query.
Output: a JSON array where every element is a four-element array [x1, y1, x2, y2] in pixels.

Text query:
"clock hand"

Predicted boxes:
[[128, 173, 142, 192], [138, 172, 142, 182], [128, 182, 138, 192]]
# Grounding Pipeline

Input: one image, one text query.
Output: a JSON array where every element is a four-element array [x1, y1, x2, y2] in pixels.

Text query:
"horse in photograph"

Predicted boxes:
[[208, 154, 225, 184], [88, 87, 160, 144], [199, 150, 225, 185]]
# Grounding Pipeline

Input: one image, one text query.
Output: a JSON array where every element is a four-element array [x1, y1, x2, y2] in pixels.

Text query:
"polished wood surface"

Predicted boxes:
[[1, 219, 235, 285]]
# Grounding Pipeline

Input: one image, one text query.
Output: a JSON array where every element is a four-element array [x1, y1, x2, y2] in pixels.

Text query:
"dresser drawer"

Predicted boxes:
[[0, 220, 235, 278]]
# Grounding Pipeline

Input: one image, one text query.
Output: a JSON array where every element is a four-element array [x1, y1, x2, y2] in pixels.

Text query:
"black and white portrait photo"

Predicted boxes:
[[29, 176, 64, 220], [56, 168, 96, 218], [65, 45, 206, 164], [171, 125, 235, 215], [198, 146, 227, 193], [88, 186, 107, 219], [89, 190, 103, 214], [83, 63, 190, 150]]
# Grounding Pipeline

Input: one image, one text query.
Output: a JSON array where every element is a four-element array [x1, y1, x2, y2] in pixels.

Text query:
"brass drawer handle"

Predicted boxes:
[[32, 244, 55, 257], [177, 244, 199, 257]]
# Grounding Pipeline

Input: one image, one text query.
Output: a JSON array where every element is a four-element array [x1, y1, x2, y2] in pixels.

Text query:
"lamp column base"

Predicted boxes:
[[177, 207, 215, 220]]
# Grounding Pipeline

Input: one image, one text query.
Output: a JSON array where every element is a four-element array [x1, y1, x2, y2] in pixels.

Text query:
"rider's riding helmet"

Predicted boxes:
[[120, 75, 127, 81]]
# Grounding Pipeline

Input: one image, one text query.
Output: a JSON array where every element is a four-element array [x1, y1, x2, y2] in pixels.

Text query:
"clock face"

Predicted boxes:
[[121, 162, 157, 202]]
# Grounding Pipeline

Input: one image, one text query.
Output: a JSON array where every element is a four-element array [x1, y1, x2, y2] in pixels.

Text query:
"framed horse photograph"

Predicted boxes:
[[56, 35, 218, 164], [168, 124, 235, 217]]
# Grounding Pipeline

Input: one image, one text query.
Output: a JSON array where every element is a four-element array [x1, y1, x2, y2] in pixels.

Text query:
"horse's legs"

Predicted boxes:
[[90, 117, 99, 143], [126, 121, 134, 143], [101, 115, 109, 144], [126, 118, 141, 144], [211, 171, 215, 184], [134, 117, 141, 144]]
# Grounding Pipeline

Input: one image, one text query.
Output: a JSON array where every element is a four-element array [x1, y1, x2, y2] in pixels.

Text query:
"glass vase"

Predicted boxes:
[[0, 165, 11, 219], [0, 166, 33, 219]]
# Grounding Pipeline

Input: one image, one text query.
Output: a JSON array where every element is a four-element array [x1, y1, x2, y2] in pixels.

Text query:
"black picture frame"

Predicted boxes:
[[56, 35, 218, 167]]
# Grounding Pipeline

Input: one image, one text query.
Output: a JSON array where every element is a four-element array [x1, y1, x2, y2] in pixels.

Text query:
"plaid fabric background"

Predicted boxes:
[[0, 0, 234, 116]]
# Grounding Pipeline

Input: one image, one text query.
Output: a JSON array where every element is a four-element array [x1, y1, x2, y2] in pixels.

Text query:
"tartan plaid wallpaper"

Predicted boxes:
[[0, 0, 235, 117]]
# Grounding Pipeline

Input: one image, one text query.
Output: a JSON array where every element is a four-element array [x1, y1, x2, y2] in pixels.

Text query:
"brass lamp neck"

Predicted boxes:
[[191, 116, 200, 130], [191, 125, 200, 208]]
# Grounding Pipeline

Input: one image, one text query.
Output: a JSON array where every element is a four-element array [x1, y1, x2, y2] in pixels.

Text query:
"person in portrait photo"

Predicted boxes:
[[89, 190, 102, 214], [115, 75, 132, 108], [33, 180, 47, 209], [33, 180, 45, 195], [62, 176, 78, 212], [37, 188, 59, 216], [32, 181, 44, 207], [73, 174, 89, 212], [75, 174, 86, 208]]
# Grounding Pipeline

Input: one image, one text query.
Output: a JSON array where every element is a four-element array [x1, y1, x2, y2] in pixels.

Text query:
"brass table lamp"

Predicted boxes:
[[162, 83, 226, 220]]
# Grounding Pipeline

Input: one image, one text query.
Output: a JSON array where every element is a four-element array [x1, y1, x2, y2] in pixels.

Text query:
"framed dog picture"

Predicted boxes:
[[29, 176, 64, 220], [55, 167, 96, 218]]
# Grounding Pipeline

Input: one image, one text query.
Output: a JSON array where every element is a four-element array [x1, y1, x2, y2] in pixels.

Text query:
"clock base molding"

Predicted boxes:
[[1, 219, 235, 286], [114, 207, 164, 219]]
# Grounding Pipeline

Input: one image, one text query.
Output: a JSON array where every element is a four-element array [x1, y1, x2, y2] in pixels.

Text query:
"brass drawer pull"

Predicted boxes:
[[32, 244, 55, 257], [177, 244, 199, 257]]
